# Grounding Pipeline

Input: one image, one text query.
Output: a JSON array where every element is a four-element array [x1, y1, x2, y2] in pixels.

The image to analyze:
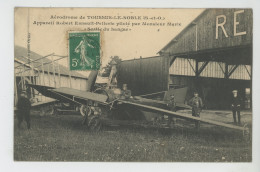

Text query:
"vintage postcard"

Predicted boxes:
[[14, 8, 252, 162]]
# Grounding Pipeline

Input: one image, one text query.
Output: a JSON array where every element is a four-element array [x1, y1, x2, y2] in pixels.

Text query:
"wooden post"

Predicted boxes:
[[163, 53, 170, 90], [195, 24, 198, 51], [31, 61, 35, 85], [23, 64, 26, 90], [20, 68, 23, 91], [41, 59, 45, 86], [227, 65, 239, 78], [58, 63, 61, 87], [48, 64, 51, 86], [41, 59, 46, 101], [51, 56, 56, 87], [27, 8, 31, 98], [67, 59, 72, 88], [29, 62, 33, 98], [195, 60, 199, 77], [38, 70, 41, 85], [225, 63, 229, 79], [195, 59, 199, 90], [38, 70, 42, 101], [69, 72, 72, 88]]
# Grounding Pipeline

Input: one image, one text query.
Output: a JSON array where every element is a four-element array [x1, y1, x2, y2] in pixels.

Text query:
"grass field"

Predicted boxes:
[[14, 113, 252, 162]]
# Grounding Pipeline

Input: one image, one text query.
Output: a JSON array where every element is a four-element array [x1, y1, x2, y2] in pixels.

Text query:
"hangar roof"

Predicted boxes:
[[158, 9, 253, 65]]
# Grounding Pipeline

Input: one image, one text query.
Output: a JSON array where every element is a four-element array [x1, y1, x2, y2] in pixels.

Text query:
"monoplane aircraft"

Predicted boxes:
[[28, 69, 248, 134]]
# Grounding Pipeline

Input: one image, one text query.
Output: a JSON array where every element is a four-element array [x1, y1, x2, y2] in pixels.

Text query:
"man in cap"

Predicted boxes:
[[121, 84, 131, 99], [231, 90, 242, 125], [16, 91, 31, 129], [188, 91, 203, 130], [166, 94, 177, 126]]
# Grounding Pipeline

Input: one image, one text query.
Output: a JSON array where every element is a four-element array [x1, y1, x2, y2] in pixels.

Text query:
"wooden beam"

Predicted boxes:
[[228, 65, 239, 78], [225, 63, 229, 79], [37, 70, 42, 101], [169, 56, 177, 66], [51, 56, 56, 87], [41, 59, 45, 86], [217, 62, 225, 75], [66, 59, 72, 88], [47, 65, 51, 86], [187, 59, 196, 73], [14, 53, 54, 69], [29, 60, 34, 98], [58, 63, 61, 87], [41, 59, 46, 101], [198, 61, 209, 75], [195, 60, 199, 77], [195, 24, 198, 51], [244, 65, 251, 79], [15, 56, 66, 75], [22, 64, 26, 90]]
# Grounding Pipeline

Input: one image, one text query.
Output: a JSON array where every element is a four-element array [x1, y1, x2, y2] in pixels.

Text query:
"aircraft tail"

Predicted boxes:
[[163, 86, 188, 104]]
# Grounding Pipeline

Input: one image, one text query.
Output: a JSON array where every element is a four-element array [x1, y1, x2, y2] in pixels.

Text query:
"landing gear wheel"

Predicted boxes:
[[80, 105, 89, 116], [88, 116, 102, 132]]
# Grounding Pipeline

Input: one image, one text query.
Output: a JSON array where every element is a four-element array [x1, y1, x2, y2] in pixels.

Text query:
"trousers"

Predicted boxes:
[[17, 110, 30, 129], [232, 110, 241, 124], [192, 107, 201, 129]]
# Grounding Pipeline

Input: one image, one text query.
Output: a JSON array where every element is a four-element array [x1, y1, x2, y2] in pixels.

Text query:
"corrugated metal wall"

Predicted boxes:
[[118, 56, 169, 96], [169, 58, 196, 76], [169, 58, 251, 80], [229, 65, 251, 80]]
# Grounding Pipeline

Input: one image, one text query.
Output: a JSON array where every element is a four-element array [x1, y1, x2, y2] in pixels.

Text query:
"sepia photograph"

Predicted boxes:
[[13, 8, 252, 162]]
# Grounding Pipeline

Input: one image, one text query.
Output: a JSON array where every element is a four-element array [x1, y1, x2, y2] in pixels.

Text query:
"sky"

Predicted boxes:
[[15, 8, 204, 76]]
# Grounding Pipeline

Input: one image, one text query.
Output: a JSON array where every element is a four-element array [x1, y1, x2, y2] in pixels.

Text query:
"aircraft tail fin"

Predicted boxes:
[[163, 86, 188, 104]]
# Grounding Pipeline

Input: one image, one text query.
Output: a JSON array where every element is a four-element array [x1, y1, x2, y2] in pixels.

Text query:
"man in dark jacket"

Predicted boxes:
[[231, 90, 242, 125], [16, 91, 31, 129], [188, 91, 203, 129]]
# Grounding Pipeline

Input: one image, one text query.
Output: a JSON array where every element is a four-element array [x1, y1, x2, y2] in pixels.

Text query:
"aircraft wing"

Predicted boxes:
[[130, 96, 191, 110], [27, 84, 108, 105], [27, 84, 55, 98], [50, 87, 108, 104], [117, 99, 247, 131]]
